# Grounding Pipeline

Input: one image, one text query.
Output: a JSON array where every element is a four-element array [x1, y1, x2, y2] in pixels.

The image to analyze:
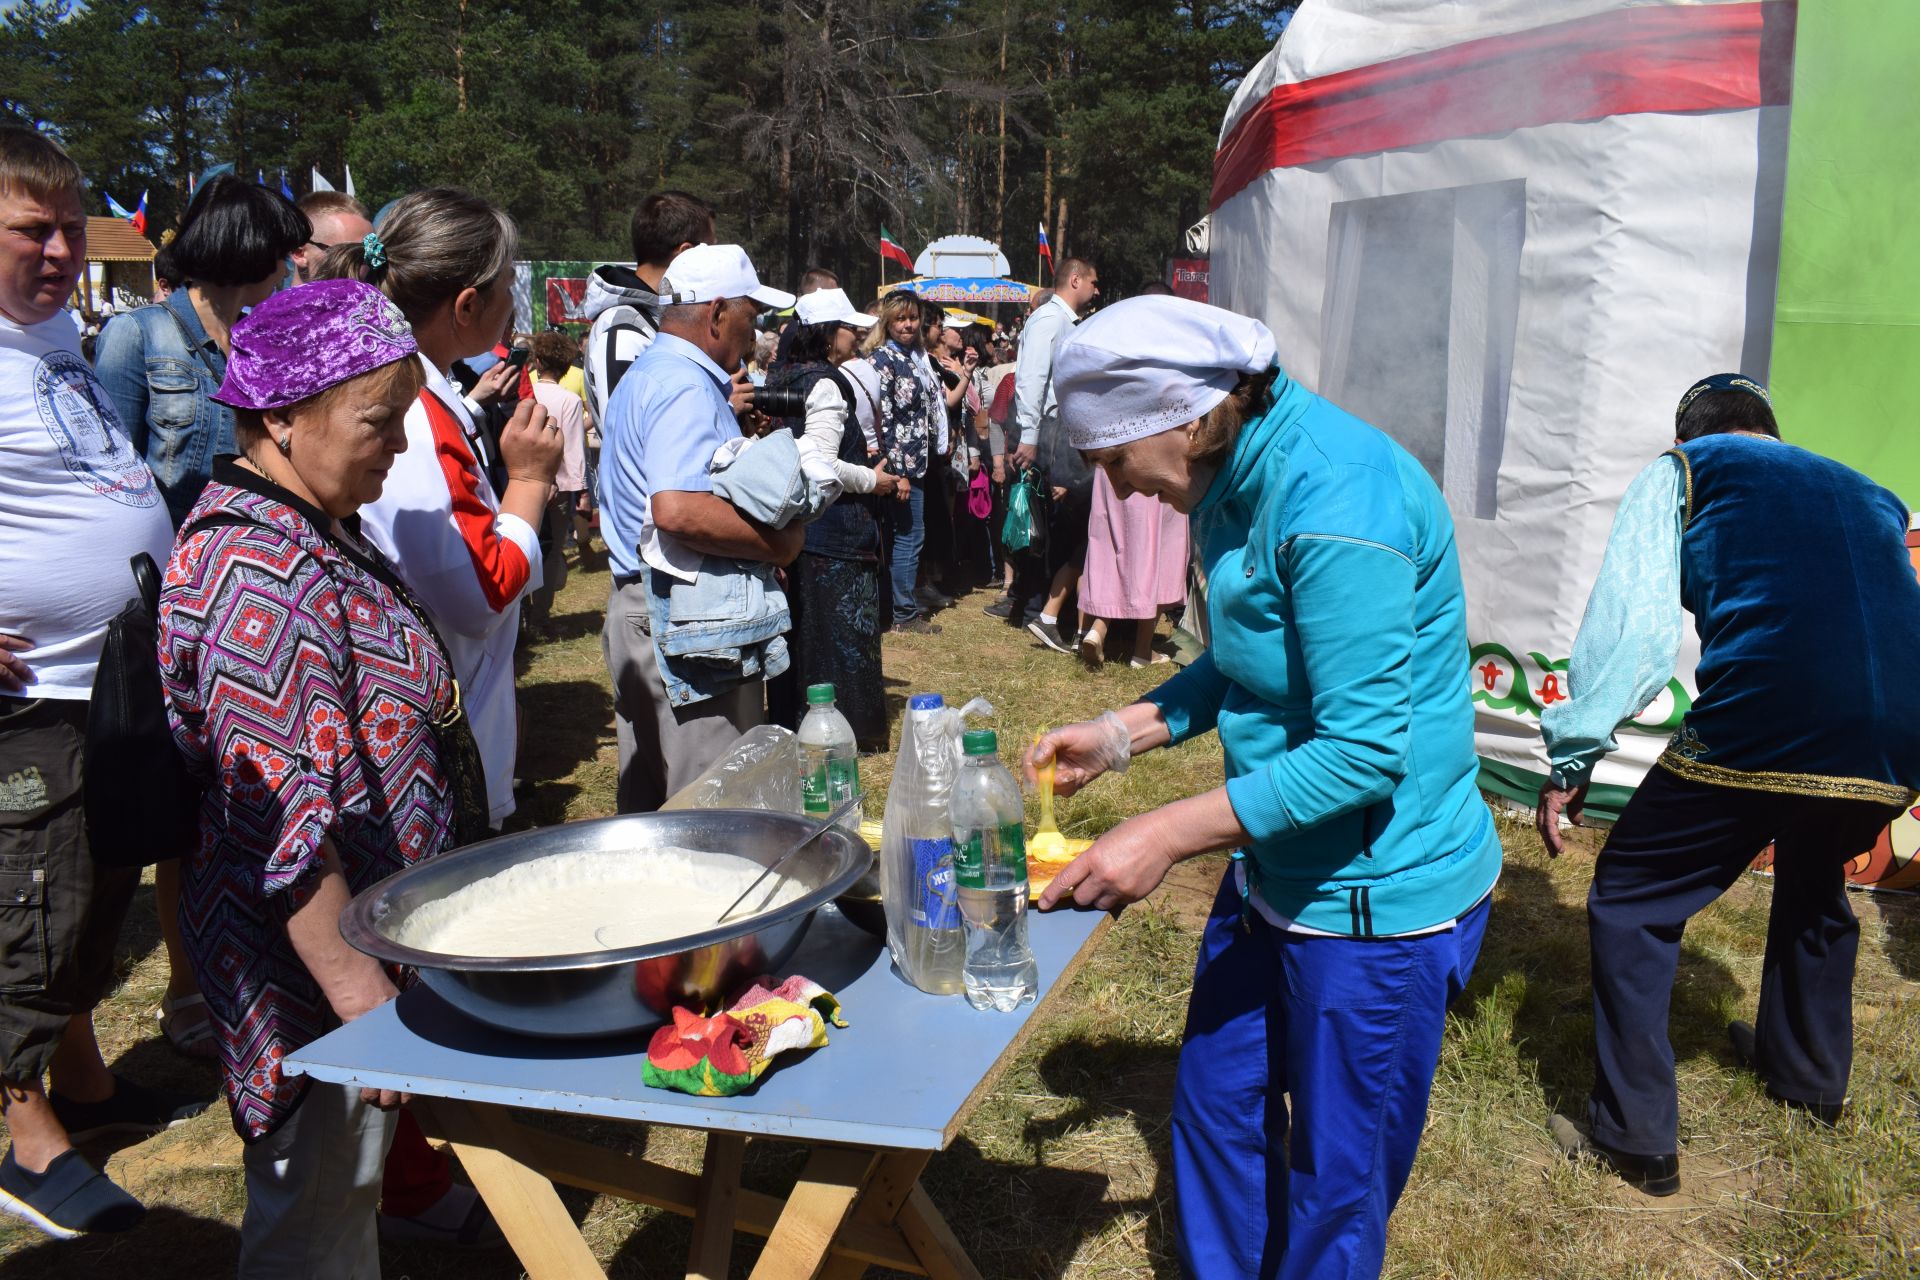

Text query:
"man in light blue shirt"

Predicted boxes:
[[599, 244, 798, 813], [1002, 257, 1098, 645]]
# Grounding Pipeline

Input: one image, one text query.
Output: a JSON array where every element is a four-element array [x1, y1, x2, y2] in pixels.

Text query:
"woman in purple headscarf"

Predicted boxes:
[[156, 279, 471, 1277]]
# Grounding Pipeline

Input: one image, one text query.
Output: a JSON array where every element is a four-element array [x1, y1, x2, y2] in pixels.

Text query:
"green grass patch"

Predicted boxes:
[[6, 552, 1917, 1277]]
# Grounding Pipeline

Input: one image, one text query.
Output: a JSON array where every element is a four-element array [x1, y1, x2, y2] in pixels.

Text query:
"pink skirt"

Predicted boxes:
[[1080, 469, 1189, 620]]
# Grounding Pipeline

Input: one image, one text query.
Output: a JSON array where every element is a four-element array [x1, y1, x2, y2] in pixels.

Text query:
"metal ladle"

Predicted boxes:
[[714, 793, 865, 924], [588, 796, 866, 949]]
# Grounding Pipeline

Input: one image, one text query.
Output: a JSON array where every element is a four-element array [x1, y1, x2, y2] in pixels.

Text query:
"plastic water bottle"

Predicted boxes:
[[950, 729, 1038, 1011], [798, 683, 860, 832], [892, 694, 966, 994]]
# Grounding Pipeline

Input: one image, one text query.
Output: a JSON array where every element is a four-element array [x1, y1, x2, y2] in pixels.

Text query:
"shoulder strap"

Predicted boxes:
[[842, 366, 880, 422], [182, 502, 463, 710], [148, 301, 225, 384], [601, 313, 649, 402], [823, 367, 856, 406]]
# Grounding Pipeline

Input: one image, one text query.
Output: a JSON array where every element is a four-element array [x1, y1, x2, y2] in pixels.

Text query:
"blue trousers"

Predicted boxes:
[[1171, 869, 1490, 1280], [888, 479, 925, 622], [1586, 765, 1901, 1155]]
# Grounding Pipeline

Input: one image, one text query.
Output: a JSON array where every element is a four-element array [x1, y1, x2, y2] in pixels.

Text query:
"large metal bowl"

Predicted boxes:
[[340, 809, 870, 1039]]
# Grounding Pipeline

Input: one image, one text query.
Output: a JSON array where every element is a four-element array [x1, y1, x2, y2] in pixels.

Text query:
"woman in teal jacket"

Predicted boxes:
[[1030, 297, 1501, 1279]]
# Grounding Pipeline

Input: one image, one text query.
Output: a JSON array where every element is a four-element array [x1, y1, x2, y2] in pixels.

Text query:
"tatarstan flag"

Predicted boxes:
[[879, 226, 914, 271]]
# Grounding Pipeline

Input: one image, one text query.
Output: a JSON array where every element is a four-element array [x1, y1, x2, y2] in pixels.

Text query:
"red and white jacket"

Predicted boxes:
[[360, 357, 542, 826]]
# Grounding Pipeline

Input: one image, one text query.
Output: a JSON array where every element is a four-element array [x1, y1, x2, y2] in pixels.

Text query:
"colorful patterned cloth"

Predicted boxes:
[[642, 975, 847, 1097], [158, 461, 457, 1140], [868, 340, 931, 480]]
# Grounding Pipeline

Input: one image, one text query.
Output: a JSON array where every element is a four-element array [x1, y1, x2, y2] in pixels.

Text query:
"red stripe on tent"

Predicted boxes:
[[1212, 1, 1796, 210]]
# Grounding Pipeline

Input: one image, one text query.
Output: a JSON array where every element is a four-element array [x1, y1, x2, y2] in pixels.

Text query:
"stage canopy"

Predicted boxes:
[[891, 276, 1032, 304], [913, 235, 1010, 278]]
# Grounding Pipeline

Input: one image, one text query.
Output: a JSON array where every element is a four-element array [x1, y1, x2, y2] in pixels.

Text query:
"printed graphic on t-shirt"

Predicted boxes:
[[34, 350, 158, 507]]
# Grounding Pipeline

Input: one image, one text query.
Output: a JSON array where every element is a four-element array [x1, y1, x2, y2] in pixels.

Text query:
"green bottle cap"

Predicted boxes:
[[806, 683, 836, 705], [962, 729, 998, 756]]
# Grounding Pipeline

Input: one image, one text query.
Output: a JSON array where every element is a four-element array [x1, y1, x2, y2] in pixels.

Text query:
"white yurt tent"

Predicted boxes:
[[1208, 0, 1795, 821]]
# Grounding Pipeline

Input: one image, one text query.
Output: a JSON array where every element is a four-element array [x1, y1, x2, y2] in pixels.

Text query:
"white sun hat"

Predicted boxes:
[[794, 287, 877, 327], [659, 244, 796, 310], [1054, 296, 1277, 451]]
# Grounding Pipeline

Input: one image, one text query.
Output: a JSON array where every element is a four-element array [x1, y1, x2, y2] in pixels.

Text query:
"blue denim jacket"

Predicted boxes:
[[94, 293, 233, 527], [643, 432, 836, 707]]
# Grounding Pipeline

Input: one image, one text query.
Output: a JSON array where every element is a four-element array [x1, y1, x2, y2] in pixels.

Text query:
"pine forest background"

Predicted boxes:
[[1, 0, 1294, 298]]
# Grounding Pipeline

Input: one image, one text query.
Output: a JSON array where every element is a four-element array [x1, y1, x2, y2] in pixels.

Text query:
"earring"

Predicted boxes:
[[275, 434, 292, 456]]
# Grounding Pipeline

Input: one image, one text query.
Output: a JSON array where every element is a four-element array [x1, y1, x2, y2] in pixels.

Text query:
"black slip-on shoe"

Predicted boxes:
[[1548, 1114, 1680, 1197], [50, 1073, 212, 1144], [0, 1147, 145, 1238], [981, 599, 1015, 619], [1728, 1021, 1846, 1126]]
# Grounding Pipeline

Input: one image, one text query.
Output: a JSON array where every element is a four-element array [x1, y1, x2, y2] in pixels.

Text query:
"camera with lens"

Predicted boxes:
[[749, 385, 809, 419]]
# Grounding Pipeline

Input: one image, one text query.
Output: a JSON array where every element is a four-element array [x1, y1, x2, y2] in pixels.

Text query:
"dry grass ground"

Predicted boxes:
[[4, 549, 1917, 1277]]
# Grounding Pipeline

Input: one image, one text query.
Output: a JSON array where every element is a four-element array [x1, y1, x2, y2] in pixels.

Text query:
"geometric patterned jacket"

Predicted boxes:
[[158, 460, 456, 1140]]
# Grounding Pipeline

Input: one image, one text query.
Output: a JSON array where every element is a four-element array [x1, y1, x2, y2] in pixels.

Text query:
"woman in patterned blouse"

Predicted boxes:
[[860, 290, 937, 632], [157, 281, 461, 1277]]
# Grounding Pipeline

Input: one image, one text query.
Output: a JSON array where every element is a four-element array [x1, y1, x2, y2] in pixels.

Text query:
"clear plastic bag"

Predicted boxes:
[[660, 724, 804, 813], [879, 695, 993, 993]]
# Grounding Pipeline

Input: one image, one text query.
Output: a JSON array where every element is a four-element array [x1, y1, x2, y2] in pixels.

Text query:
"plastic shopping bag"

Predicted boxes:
[[1001, 467, 1042, 553]]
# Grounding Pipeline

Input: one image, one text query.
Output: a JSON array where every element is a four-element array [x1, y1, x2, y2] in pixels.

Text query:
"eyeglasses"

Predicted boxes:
[[305, 239, 333, 252]]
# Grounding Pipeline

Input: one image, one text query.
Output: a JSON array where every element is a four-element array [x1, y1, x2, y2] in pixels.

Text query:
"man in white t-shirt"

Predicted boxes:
[[0, 126, 206, 1238]]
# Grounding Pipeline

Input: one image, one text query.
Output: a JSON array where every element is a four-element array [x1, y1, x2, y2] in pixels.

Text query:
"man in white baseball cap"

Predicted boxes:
[[599, 243, 801, 813], [657, 243, 796, 311]]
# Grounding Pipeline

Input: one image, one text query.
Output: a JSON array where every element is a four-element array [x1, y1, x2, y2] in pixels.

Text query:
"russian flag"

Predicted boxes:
[[1037, 221, 1054, 271], [131, 190, 148, 236]]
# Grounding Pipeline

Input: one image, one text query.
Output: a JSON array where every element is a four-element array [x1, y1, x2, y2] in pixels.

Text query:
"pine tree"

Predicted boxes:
[[5, 0, 1296, 296]]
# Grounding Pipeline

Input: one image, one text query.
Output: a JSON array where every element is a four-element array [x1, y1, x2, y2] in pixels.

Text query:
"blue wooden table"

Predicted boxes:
[[288, 902, 1110, 1280]]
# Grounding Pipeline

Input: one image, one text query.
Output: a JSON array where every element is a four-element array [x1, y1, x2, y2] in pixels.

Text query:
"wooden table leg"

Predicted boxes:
[[416, 1096, 604, 1280], [746, 1146, 880, 1280], [896, 1183, 984, 1280], [818, 1151, 933, 1280], [686, 1132, 746, 1280]]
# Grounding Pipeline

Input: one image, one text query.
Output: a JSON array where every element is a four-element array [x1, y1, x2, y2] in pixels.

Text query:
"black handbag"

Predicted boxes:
[[83, 512, 492, 867], [84, 550, 208, 868]]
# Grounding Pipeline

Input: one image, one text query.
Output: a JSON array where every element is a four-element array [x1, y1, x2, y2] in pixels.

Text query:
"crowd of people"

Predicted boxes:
[[0, 125, 1195, 1264], [3, 116, 1917, 1280]]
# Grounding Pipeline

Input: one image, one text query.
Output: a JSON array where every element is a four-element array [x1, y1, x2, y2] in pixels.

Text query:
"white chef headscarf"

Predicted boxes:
[[1054, 296, 1277, 452]]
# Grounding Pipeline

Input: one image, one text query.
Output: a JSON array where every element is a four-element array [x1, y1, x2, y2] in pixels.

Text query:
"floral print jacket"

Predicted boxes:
[[869, 339, 931, 481]]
